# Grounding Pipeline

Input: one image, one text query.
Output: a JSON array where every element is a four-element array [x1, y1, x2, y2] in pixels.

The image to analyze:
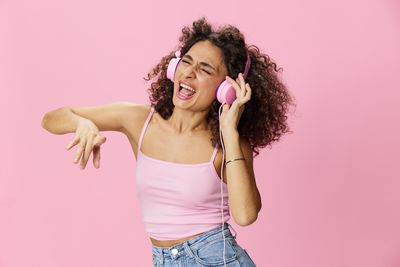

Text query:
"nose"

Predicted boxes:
[[180, 61, 198, 79]]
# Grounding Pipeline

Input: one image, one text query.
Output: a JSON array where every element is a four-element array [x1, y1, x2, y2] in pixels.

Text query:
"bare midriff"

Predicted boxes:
[[150, 232, 205, 248]]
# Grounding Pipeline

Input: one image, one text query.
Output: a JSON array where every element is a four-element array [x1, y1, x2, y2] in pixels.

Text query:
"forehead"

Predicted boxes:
[[185, 41, 225, 69]]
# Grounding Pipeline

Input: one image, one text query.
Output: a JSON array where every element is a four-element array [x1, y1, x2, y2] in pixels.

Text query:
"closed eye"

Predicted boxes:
[[181, 60, 211, 75]]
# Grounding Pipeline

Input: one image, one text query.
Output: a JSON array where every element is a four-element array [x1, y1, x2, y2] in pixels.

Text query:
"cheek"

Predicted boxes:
[[202, 82, 218, 98]]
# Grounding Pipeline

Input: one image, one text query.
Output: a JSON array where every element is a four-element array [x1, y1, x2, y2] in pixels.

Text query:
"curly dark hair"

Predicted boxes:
[[143, 17, 296, 157]]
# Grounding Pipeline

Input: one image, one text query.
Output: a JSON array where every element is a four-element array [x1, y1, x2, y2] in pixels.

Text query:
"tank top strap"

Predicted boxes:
[[138, 106, 155, 151], [210, 144, 219, 163]]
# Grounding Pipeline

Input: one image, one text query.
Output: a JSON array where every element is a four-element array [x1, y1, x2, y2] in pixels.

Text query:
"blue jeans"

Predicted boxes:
[[151, 222, 256, 266]]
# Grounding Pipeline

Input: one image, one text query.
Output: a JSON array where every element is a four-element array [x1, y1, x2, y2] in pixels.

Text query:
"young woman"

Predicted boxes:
[[42, 17, 295, 267]]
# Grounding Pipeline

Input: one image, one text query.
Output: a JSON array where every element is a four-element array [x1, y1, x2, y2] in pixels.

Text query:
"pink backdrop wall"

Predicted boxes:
[[1, 0, 400, 266]]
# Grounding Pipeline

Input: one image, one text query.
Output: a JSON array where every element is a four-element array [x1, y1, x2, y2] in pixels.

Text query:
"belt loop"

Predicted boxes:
[[227, 222, 237, 238], [183, 241, 195, 259], [160, 249, 164, 264]]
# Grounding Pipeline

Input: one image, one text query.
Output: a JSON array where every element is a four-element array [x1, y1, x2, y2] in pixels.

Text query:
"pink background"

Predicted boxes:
[[1, 0, 400, 266]]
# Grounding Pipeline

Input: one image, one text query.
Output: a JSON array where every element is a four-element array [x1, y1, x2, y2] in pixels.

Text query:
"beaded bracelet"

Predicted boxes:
[[225, 157, 245, 165]]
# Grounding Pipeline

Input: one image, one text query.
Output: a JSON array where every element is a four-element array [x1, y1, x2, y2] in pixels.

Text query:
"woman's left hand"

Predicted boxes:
[[219, 72, 252, 137]]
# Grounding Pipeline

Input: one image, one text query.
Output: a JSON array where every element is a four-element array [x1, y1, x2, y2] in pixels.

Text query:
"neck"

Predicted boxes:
[[167, 107, 210, 134]]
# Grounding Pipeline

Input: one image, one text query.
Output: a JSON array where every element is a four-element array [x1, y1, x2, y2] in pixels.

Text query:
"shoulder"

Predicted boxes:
[[119, 103, 153, 137], [117, 102, 152, 120]]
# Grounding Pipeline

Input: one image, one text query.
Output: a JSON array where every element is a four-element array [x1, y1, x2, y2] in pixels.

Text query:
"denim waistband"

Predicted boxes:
[[151, 222, 237, 262]]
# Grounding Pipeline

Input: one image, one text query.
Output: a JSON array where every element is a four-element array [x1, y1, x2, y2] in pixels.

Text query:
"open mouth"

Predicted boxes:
[[178, 83, 196, 98]]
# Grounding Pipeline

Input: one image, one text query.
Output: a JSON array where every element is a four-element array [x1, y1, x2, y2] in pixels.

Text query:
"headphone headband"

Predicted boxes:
[[242, 53, 251, 79]]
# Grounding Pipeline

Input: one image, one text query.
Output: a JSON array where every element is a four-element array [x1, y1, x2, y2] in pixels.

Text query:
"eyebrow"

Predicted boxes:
[[182, 54, 217, 72]]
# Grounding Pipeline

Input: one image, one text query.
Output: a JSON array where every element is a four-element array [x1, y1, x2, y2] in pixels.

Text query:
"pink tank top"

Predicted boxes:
[[135, 106, 230, 240]]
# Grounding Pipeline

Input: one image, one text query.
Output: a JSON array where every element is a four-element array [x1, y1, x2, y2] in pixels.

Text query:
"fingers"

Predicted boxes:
[[67, 135, 84, 164], [92, 136, 106, 169], [66, 136, 79, 150], [237, 73, 252, 100], [80, 135, 107, 169], [236, 73, 246, 98], [244, 83, 252, 101], [80, 135, 95, 169], [74, 144, 84, 164], [96, 136, 107, 146], [93, 145, 101, 169], [67, 133, 106, 170], [222, 104, 230, 113]]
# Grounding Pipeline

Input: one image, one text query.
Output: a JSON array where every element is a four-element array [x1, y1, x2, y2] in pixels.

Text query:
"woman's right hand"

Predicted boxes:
[[65, 118, 107, 169]]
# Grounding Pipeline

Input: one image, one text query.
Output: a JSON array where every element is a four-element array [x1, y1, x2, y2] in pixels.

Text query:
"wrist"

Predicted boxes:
[[76, 116, 98, 132], [225, 157, 245, 165], [222, 129, 239, 140]]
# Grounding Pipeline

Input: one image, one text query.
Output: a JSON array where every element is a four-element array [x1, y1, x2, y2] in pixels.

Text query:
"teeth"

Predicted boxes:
[[180, 83, 196, 93]]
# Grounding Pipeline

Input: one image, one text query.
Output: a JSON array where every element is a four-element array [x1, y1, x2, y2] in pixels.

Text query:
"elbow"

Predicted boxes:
[[233, 196, 262, 226], [41, 107, 65, 130], [234, 212, 259, 227], [41, 112, 55, 132], [41, 113, 49, 129]]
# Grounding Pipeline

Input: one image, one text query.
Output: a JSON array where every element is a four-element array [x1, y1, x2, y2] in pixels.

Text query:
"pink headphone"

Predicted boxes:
[[167, 50, 251, 105]]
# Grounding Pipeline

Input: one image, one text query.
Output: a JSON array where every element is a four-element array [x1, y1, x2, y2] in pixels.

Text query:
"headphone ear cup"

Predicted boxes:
[[216, 80, 237, 105], [167, 57, 181, 81]]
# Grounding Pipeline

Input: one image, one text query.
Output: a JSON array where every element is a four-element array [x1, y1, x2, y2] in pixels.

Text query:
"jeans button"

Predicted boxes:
[[171, 248, 178, 255]]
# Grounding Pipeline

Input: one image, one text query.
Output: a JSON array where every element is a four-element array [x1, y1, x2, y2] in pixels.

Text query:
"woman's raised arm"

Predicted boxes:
[[41, 102, 144, 169], [41, 101, 139, 135]]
